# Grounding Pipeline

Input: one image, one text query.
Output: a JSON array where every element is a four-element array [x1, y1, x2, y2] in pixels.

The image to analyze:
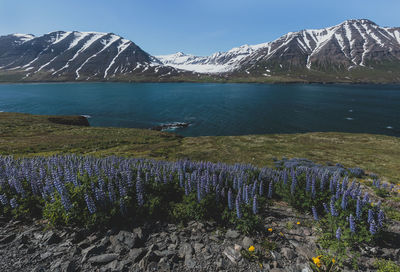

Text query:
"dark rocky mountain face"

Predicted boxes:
[[0, 31, 177, 81]]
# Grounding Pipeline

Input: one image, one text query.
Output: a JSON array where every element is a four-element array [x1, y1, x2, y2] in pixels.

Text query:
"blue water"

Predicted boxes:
[[0, 83, 399, 137]]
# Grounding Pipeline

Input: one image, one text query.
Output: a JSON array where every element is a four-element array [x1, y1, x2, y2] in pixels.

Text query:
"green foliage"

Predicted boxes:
[[374, 259, 400, 272]]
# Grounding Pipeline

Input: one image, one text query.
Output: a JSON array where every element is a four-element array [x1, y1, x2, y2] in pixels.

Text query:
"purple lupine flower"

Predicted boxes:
[[290, 175, 297, 195], [252, 195, 258, 214], [228, 189, 232, 210], [136, 176, 144, 206], [377, 210, 385, 228], [244, 185, 249, 205], [312, 206, 318, 221], [235, 195, 241, 219], [336, 227, 341, 240], [259, 180, 263, 196], [10, 198, 18, 208], [349, 214, 356, 233], [341, 193, 348, 210], [363, 193, 369, 205], [369, 219, 377, 235], [306, 173, 311, 192], [268, 181, 273, 199], [311, 176, 316, 199], [323, 203, 329, 214], [0, 194, 7, 205], [330, 197, 338, 217], [356, 197, 362, 219], [368, 209, 374, 224], [84, 193, 96, 214]]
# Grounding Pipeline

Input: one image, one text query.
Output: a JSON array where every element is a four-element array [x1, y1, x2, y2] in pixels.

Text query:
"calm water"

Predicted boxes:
[[0, 83, 399, 137]]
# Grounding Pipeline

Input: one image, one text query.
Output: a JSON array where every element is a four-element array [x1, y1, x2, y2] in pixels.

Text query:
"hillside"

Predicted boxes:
[[1, 112, 399, 182]]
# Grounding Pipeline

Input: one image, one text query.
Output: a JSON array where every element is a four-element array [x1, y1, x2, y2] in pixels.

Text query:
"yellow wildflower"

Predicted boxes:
[[268, 228, 273, 232], [248, 245, 255, 252], [296, 221, 300, 225], [332, 258, 336, 264], [312, 255, 323, 267]]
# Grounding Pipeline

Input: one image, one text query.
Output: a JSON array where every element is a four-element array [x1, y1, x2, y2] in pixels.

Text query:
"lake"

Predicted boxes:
[[0, 83, 399, 137]]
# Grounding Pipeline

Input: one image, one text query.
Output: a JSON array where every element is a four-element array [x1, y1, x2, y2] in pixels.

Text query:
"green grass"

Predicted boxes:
[[1, 112, 400, 182]]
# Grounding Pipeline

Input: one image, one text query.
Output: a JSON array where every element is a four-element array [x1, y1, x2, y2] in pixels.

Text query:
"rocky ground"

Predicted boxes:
[[0, 201, 399, 272]]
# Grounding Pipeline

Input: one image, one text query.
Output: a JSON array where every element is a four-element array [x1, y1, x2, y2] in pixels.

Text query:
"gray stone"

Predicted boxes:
[[0, 233, 16, 244], [40, 252, 52, 260], [242, 236, 254, 249], [225, 229, 240, 239], [184, 254, 196, 269], [194, 242, 204, 253], [223, 246, 242, 264], [281, 247, 296, 260], [89, 253, 119, 264], [129, 248, 146, 262], [110, 231, 139, 253], [81, 244, 105, 263], [43, 231, 61, 245], [178, 243, 194, 258]]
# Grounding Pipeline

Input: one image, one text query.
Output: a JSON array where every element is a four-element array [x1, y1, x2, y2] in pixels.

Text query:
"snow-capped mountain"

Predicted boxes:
[[156, 43, 268, 73], [0, 31, 176, 81], [157, 19, 400, 77], [0, 19, 400, 82]]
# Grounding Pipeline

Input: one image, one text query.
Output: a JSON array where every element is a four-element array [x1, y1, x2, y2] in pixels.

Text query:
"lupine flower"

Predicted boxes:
[[259, 180, 263, 196], [349, 214, 356, 233], [312, 206, 319, 221], [84, 193, 96, 214], [356, 197, 362, 219], [268, 181, 273, 199], [252, 195, 258, 214], [377, 210, 385, 228], [336, 227, 341, 240], [10, 198, 18, 208], [369, 219, 377, 235], [136, 176, 144, 206], [330, 197, 338, 217], [235, 195, 241, 219], [227, 189, 232, 210], [311, 176, 316, 198], [323, 203, 329, 214], [290, 176, 297, 195], [341, 193, 348, 210], [368, 209, 374, 224]]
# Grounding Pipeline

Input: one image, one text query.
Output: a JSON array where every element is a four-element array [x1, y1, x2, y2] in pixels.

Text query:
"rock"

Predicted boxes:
[[225, 229, 240, 239], [129, 248, 146, 262], [194, 242, 204, 253], [61, 261, 77, 272], [184, 254, 196, 269], [81, 245, 105, 263], [43, 231, 61, 245], [242, 236, 254, 249], [88, 253, 119, 264], [281, 247, 296, 259], [0, 233, 16, 244], [178, 243, 193, 258], [110, 230, 139, 253], [104, 259, 130, 272], [223, 246, 242, 264]]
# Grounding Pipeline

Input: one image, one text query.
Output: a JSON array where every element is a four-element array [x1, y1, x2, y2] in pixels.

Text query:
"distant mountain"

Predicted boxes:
[[0, 31, 178, 81], [1, 19, 400, 83], [158, 19, 400, 82]]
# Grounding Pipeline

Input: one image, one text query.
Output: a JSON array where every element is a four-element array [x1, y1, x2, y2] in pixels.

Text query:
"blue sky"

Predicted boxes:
[[1, 0, 399, 56]]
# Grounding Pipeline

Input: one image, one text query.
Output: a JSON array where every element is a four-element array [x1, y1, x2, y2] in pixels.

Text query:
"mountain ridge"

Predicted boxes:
[[1, 19, 400, 83]]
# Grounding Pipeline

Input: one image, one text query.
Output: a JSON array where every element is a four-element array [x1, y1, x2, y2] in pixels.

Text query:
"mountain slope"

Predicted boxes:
[[0, 31, 178, 81], [1, 20, 400, 83], [157, 19, 400, 82]]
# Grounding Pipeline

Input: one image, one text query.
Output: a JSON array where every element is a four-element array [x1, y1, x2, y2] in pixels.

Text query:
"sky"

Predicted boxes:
[[0, 0, 399, 56]]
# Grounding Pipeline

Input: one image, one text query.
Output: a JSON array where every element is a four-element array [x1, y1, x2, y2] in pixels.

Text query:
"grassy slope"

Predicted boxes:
[[1, 112, 399, 182]]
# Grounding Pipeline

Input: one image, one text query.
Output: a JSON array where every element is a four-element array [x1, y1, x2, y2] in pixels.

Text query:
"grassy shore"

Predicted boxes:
[[1, 112, 399, 182]]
